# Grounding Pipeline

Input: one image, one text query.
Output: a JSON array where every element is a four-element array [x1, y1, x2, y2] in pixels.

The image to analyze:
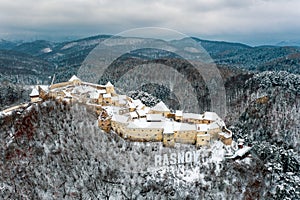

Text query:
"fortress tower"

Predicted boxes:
[[105, 81, 115, 95]]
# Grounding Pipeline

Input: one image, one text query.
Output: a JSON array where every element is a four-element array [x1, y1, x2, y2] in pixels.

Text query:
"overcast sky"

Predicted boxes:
[[0, 0, 299, 45]]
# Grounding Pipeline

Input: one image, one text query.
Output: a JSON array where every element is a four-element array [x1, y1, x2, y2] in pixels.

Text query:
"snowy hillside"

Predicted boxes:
[[0, 36, 299, 199], [0, 95, 299, 199]]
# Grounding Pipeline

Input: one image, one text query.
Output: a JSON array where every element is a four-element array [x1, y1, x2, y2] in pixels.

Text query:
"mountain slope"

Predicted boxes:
[[12, 40, 56, 57], [1, 36, 300, 87], [212, 45, 300, 74], [41, 35, 111, 82], [191, 37, 251, 57], [0, 39, 21, 50], [0, 50, 55, 84], [232, 71, 299, 149], [0, 101, 294, 199]]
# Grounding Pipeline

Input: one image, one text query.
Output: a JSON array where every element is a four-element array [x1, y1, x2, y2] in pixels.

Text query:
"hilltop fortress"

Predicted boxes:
[[27, 75, 232, 148]]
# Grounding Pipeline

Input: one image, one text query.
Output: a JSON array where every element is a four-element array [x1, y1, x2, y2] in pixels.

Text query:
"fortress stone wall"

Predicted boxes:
[[24, 75, 233, 148]]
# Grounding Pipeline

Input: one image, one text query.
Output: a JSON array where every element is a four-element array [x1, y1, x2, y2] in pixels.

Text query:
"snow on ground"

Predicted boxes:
[[61, 42, 78, 50], [41, 48, 52, 53]]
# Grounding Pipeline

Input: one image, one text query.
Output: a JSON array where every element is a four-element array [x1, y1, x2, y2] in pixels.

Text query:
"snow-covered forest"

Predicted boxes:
[[0, 36, 299, 199], [0, 71, 299, 199]]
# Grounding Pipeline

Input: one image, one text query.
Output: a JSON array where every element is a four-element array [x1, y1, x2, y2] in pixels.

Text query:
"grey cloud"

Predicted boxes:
[[0, 0, 299, 45]]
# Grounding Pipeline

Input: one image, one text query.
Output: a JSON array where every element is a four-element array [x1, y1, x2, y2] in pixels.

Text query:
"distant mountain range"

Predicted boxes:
[[275, 40, 300, 47], [1, 35, 299, 85]]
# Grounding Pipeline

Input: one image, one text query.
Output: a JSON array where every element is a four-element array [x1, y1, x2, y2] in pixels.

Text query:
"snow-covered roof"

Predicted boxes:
[[103, 93, 111, 98], [99, 89, 107, 94], [129, 111, 138, 119], [228, 146, 252, 159], [119, 95, 127, 100], [203, 112, 218, 121], [209, 122, 220, 130], [63, 91, 73, 98], [111, 96, 119, 101], [196, 124, 209, 132], [151, 101, 170, 112], [89, 91, 99, 99], [2, 103, 29, 114], [126, 117, 198, 132], [222, 127, 232, 137], [39, 85, 49, 92], [115, 95, 127, 105], [236, 146, 251, 157], [111, 95, 127, 103], [136, 109, 146, 117], [82, 82, 106, 89], [197, 134, 210, 137], [119, 99, 127, 105], [105, 81, 113, 87], [101, 106, 112, 116], [146, 114, 163, 122], [128, 101, 135, 108], [69, 75, 81, 82], [182, 113, 203, 120], [102, 106, 122, 115], [112, 114, 129, 124], [137, 104, 145, 110], [30, 88, 39, 97], [215, 117, 225, 127], [72, 85, 95, 94], [144, 107, 150, 114], [127, 120, 165, 129], [132, 99, 143, 107], [218, 131, 232, 138], [175, 110, 183, 117], [163, 122, 174, 134], [173, 122, 195, 131], [63, 98, 71, 103]]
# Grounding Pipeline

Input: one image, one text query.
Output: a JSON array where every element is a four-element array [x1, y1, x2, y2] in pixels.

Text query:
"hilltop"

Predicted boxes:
[[0, 35, 299, 199]]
